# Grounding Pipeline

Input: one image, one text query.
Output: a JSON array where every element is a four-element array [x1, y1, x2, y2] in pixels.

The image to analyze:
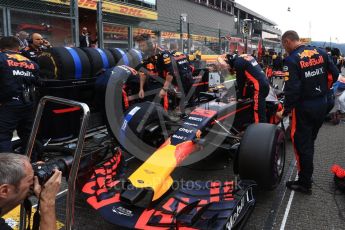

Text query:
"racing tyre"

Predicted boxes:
[[81, 48, 115, 76], [108, 48, 130, 66], [238, 123, 285, 190], [38, 47, 91, 80], [127, 48, 143, 69]]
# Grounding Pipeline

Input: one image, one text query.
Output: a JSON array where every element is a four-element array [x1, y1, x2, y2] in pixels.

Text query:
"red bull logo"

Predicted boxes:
[[6, 54, 29, 61], [146, 63, 155, 70], [299, 55, 324, 69], [7, 60, 35, 70], [298, 49, 319, 59]]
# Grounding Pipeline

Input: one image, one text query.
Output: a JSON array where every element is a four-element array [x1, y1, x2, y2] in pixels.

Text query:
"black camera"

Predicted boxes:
[[32, 156, 73, 185]]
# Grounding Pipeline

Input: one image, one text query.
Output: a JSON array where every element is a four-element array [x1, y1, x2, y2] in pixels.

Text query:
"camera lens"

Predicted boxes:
[[33, 155, 73, 185]]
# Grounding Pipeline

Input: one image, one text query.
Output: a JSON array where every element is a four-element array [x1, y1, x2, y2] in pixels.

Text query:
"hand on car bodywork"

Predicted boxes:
[[159, 88, 167, 98], [276, 110, 284, 119], [139, 89, 145, 99]]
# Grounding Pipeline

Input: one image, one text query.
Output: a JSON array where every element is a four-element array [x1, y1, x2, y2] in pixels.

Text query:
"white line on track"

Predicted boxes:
[[32, 189, 68, 208], [280, 174, 298, 230], [57, 189, 69, 197]]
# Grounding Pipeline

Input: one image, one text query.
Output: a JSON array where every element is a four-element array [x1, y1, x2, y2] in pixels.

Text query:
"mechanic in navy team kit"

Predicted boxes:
[[0, 36, 39, 154], [136, 34, 193, 106], [218, 52, 270, 123], [169, 42, 194, 95], [277, 30, 339, 194]]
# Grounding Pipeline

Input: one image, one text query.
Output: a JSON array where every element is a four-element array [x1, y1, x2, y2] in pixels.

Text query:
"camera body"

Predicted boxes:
[[32, 156, 73, 185]]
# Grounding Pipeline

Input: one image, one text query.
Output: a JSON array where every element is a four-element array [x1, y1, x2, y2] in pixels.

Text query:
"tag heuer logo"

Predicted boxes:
[[144, 169, 155, 174], [112, 206, 133, 217]]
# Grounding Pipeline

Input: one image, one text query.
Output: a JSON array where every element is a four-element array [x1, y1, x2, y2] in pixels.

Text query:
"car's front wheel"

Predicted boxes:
[[237, 123, 285, 190]]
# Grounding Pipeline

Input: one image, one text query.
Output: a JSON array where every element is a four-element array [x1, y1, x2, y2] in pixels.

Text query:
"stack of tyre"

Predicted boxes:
[[37, 47, 142, 141]]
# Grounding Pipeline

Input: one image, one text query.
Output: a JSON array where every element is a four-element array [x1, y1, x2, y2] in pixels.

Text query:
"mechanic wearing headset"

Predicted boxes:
[[218, 53, 270, 123], [21, 33, 51, 63], [276, 30, 339, 194]]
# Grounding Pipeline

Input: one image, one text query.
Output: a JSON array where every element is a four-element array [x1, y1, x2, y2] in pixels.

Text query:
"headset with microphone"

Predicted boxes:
[[27, 34, 33, 44]]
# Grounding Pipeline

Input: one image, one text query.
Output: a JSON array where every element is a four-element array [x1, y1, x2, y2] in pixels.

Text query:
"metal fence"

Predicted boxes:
[[0, 0, 78, 46], [0, 0, 234, 54], [0, 0, 71, 16]]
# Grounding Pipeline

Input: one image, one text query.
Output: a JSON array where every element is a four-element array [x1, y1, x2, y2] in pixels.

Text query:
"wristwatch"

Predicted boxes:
[[162, 87, 168, 92]]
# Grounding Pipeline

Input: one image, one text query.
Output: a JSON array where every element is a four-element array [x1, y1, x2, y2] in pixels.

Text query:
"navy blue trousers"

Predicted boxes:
[[0, 99, 34, 153]]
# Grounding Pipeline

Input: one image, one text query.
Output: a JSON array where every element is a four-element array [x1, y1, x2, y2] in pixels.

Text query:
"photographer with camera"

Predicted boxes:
[[0, 153, 61, 230]]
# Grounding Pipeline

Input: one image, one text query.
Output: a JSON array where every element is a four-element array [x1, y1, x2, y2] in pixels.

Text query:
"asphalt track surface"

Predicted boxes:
[[52, 117, 345, 230]]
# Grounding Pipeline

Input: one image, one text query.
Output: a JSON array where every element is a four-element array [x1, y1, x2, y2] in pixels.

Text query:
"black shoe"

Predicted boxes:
[[286, 180, 312, 195], [331, 112, 340, 125]]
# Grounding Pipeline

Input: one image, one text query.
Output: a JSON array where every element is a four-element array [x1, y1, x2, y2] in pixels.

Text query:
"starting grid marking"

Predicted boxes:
[[279, 174, 298, 230], [3, 190, 68, 229], [3, 206, 64, 230]]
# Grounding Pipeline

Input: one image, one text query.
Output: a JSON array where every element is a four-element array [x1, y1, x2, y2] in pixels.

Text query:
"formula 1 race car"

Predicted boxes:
[[81, 65, 286, 229], [12, 45, 285, 229]]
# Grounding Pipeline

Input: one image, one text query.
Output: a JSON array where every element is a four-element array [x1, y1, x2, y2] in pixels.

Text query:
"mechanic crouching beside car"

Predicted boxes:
[[136, 34, 194, 108], [0, 36, 39, 155], [0, 153, 61, 230], [276, 30, 339, 194], [136, 33, 174, 102], [218, 52, 270, 123]]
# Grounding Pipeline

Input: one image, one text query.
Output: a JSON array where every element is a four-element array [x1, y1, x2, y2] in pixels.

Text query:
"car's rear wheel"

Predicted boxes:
[[237, 123, 285, 190]]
